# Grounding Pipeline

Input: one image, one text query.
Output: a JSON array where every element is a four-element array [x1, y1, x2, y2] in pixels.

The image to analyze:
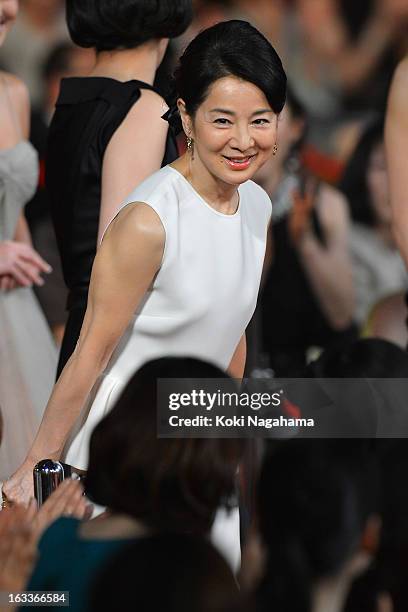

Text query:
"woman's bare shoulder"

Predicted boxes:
[[389, 58, 408, 104], [102, 201, 165, 250], [0, 71, 29, 107]]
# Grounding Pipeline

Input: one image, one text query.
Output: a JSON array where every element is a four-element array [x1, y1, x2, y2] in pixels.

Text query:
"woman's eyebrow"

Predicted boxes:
[[209, 108, 274, 116], [209, 108, 235, 115]]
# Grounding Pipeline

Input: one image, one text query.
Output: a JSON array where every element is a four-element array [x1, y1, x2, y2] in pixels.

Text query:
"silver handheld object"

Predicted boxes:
[[33, 459, 84, 506]]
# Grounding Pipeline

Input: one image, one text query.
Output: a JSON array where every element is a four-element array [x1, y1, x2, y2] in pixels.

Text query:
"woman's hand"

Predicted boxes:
[[2, 459, 37, 507], [0, 240, 51, 288], [32, 479, 93, 538], [0, 501, 38, 593]]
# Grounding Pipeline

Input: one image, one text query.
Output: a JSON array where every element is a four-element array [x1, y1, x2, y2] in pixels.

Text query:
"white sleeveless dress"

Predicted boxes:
[[64, 165, 271, 567], [0, 142, 57, 480]]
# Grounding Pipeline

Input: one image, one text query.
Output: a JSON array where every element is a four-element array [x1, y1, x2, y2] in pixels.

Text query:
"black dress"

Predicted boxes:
[[261, 209, 357, 376], [46, 77, 178, 377]]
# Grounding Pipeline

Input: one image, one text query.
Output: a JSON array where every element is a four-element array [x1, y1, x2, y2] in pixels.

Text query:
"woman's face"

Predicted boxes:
[[366, 142, 390, 226], [0, 0, 18, 47], [182, 76, 278, 187]]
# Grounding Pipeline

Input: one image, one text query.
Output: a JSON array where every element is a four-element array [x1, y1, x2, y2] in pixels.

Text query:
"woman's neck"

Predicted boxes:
[[89, 43, 161, 85], [172, 153, 240, 215]]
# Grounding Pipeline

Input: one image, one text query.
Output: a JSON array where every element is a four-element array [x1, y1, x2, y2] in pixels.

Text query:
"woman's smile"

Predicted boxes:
[[222, 154, 257, 171]]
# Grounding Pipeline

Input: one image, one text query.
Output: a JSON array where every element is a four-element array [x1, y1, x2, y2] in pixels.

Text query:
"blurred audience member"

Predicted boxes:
[[0, 0, 57, 481], [0, 0, 68, 105], [341, 118, 408, 326], [25, 42, 95, 344], [385, 57, 408, 335], [243, 440, 380, 612], [256, 87, 355, 376], [256, 0, 407, 151], [363, 292, 408, 349], [89, 534, 241, 612], [346, 438, 408, 612], [25, 358, 244, 610]]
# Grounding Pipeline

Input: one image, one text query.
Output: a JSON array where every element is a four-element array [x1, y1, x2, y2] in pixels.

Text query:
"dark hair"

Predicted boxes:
[[89, 534, 241, 612], [66, 0, 193, 52], [174, 20, 286, 116], [86, 357, 244, 534], [340, 117, 384, 227], [256, 440, 378, 612]]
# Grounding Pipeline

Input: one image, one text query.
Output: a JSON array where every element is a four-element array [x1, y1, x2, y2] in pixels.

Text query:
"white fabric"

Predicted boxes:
[[64, 165, 271, 567], [349, 223, 408, 324], [0, 142, 57, 480]]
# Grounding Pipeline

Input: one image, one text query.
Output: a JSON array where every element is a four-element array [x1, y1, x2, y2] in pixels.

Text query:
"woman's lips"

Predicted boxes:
[[223, 155, 255, 171]]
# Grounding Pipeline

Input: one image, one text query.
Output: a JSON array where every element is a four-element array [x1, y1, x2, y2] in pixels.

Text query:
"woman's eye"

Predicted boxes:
[[214, 118, 232, 125], [253, 118, 270, 125]]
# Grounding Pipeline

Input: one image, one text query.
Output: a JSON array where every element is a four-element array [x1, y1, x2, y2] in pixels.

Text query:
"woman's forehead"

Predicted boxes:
[[200, 76, 273, 112]]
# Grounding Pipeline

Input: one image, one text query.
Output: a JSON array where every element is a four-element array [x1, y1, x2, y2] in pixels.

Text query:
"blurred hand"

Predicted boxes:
[[0, 274, 18, 291], [288, 176, 318, 246], [0, 501, 38, 592], [0, 240, 52, 288], [32, 479, 93, 538]]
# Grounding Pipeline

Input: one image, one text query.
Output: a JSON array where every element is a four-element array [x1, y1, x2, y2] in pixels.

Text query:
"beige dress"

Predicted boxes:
[[0, 141, 57, 480]]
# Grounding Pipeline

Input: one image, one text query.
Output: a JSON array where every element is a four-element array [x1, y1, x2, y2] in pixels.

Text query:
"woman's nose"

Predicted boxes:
[[230, 125, 255, 151]]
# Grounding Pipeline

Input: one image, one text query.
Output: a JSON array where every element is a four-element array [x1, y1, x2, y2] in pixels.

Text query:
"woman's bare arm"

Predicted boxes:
[[3, 203, 164, 504], [386, 58, 408, 268], [297, 185, 354, 329], [228, 334, 247, 380], [98, 89, 169, 243]]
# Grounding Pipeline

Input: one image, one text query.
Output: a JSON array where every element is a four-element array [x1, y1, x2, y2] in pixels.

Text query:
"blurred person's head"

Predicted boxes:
[[66, 0, 193, 58], [245, 440, 379, 612], [0, 0, 18, 47], [89, 533, 242, 612], [174, 20, 286, 188], [254, 85, 306, 187], [340, 119, 389, 229], [86, 357, 245, 535], [42, 42, 95, 112]]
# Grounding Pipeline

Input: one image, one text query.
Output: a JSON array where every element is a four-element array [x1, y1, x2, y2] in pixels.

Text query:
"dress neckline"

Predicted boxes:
[[166, 166, 241, 219]]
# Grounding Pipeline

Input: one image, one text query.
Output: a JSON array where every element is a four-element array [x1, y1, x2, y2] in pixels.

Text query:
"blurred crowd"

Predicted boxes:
[[1, 1, 408, 611], [1, 0, 407, 367]]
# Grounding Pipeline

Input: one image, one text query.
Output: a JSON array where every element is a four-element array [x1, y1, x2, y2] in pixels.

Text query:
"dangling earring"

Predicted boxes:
[[273, 143, 278, 156], [187, 136, 194, 161]]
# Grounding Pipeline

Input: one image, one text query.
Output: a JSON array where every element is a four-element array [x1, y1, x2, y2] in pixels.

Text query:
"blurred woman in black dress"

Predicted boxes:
[[255, 88, 356, 376], [46, 0, 192, 376]]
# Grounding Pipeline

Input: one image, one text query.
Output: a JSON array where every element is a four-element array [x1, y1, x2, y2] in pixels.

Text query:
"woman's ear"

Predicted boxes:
[[177, 98, 193, 138]]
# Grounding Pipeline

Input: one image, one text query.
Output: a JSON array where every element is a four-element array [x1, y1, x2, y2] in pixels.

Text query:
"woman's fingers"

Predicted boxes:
[[13, 261, 44, 287], [34, 479, 92, 537], [18, 243, 52, 274]]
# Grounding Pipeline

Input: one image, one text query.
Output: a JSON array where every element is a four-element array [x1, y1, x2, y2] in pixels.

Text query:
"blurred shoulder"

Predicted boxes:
[[125, 87, 168, 126], [394, 57, 408, 87], [38, 517, 80, 552], [0, 71, 29, 110]]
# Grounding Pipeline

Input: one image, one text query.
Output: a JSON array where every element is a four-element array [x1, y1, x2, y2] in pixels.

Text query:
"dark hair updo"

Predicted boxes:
[[66, 0, 193, 52], [174, 20, 287, 117]]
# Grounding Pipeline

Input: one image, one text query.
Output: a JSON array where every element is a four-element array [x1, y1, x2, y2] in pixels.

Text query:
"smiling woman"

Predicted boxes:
[[3, 21, 286, 566]]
